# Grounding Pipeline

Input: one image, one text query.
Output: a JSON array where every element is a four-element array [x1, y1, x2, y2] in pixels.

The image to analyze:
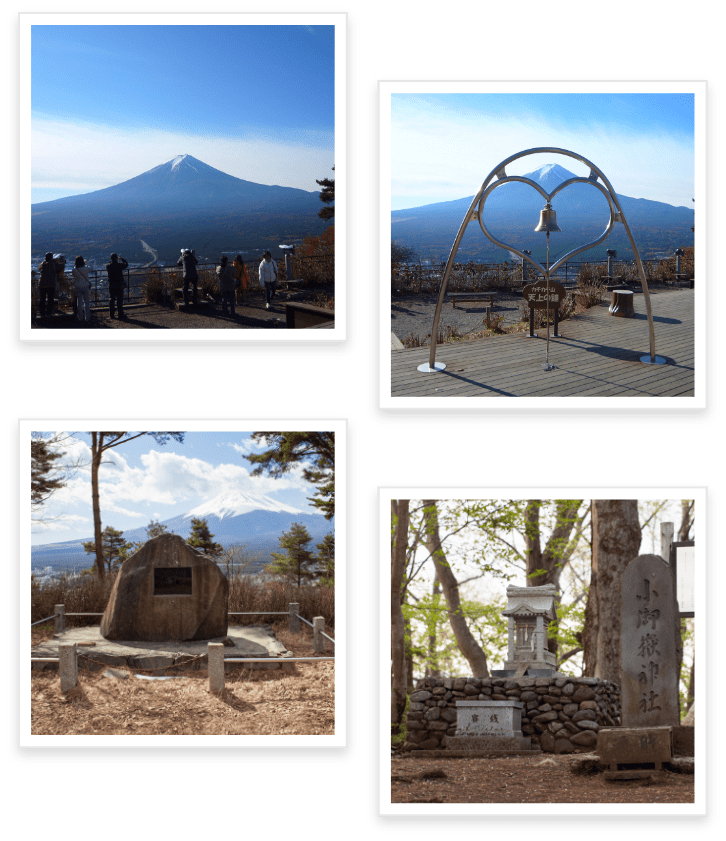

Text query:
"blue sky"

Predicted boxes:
[[31, 431, 326, 544], [31, 23, 335, 203], [390, 91, 695, 210]]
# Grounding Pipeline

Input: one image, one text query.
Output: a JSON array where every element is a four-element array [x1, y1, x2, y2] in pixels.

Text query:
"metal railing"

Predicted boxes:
[[31, 254, 333, 310]]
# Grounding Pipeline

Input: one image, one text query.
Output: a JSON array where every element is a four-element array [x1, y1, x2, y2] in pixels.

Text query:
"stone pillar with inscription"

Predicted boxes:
[[620, 554, 680, 727]]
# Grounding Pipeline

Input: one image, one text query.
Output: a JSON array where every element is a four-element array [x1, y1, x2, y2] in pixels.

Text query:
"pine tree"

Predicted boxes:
[[186, 517, 223, 557], [146, 519, 169, 539], [83, 525, 130, 573], [267, 522, 315, 587], [246, 432, 335, 519], [316, 167, 334, 221], [316, 532, 335, 587]]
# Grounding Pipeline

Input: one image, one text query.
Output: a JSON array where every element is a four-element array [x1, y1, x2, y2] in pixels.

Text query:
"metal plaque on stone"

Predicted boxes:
[[620, 554, 680, 728]]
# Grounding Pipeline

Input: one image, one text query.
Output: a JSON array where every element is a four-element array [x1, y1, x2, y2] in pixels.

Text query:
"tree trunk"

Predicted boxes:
[[391, 500, 409, 726], [427, 578, 442, 678], [525, 499, 583, 659], [679, 500, 694, 541], [423, 500, 489, 677], [91, 432, 105, 580], [582, 500, 641, 683]]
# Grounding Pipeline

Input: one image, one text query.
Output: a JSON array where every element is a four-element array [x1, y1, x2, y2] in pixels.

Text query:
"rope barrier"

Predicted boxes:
[[31, 614, 57, 627], [77, 651, 207, 673], [296, 614, 315, 629], [321, 631, 335, 645]]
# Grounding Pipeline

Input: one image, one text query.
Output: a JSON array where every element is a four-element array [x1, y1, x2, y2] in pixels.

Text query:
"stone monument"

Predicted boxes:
[[597, 554, 680, 774], [100, 532, 228, 642]]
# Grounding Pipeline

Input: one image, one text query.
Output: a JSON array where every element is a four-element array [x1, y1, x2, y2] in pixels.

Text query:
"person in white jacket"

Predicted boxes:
[[72, 255, 92, 323], [258, 251, 278, 309]]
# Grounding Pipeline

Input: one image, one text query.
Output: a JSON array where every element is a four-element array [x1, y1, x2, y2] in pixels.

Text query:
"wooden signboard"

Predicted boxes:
[[522, 279, 567, 310], [670, 541, 695, 618]]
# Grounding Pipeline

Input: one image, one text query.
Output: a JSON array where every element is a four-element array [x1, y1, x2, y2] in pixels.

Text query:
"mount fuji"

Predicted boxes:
[[391, 163, 694, 263], [31, 489, 332, 577], [31, 154, 328, 263]]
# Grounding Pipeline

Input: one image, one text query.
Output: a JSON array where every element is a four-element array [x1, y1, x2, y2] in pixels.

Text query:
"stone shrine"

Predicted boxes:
[[495, 583, 559, 676], [100, 533, 228, 642]]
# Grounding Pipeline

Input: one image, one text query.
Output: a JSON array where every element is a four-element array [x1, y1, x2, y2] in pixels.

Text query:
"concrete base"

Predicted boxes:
[[32, 624, 291, 674], [447, 735, 533, 751], [491, 669, 563, 678]]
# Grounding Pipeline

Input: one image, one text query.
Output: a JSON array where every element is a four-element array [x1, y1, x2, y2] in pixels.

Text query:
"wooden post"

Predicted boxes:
[[660, 522, 674, 566], [289, 603, 300, 634], [313, 616, 325, 653], [660, 521, 683, 682], [55, 604, 65, 634]]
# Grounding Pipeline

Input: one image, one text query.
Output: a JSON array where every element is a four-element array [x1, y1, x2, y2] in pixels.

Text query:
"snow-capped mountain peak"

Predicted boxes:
[[170, 154, 188, 170], [183, 490, 304, 520], [523, 163, 579, 190]]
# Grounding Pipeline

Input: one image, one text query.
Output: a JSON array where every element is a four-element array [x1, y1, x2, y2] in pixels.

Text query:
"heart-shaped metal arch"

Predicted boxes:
[[417, 147, 663, 374], [477, 176, 616, 278]]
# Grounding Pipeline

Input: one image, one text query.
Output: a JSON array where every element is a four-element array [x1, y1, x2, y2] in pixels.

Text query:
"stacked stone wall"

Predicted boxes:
[[405, 675, 621, 754]]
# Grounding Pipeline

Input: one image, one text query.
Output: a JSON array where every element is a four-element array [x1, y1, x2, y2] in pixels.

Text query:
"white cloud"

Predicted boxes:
[[31, 513, 89, 535], [391, 98, 694, 209], [31, 115, 333, 201]]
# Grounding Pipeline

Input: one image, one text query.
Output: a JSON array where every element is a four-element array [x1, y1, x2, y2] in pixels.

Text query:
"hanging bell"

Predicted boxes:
[[534, 202, 562, 232]]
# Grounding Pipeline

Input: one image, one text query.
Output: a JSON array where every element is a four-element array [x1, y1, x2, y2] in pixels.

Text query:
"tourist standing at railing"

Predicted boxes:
[[259, 250, 278, 309], [233, 254, 249, 305], [37, 252, 56, 317], [72, 255, 92, 323], [177, 248, 199, 306], [217, 255, 237, 316], [106, 253, 128, 319]]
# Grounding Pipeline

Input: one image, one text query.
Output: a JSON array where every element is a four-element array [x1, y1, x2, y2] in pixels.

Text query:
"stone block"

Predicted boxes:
[[520, 691, 538, 701], [570, 730, 598, 747], [540, 731, 555, 752], [572, 709, 597, 722], [579, 700, 598, 710], [532, 711, 558, 725], [672, 725, 695, 757], [447, 735, 534, 751], [597, 726, 672, 767], [562, 683, 575, 696], [100, 534, 228, 642], [423, 707, 441, 721], [410, 690, 431, 702], [572, 685, 596, 702], [537, 703, 552, 713], [563, 703, 579, 717], [455, 700, 524, 738], [576, 719, 600, 731], [208, 642, 225, 693], [555, 738, 574, 754]]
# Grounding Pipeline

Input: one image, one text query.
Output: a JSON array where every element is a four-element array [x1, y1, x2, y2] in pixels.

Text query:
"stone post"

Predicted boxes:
[[59, 643, 77, 692], [535, 615, 545, 663], [507, 616, 515, 661], [289, 602, 300, 634], [660, 522, 674, 566], [313, 616, 325, 653], [55, 604, 65, 634], [208, 643, 225, 693]]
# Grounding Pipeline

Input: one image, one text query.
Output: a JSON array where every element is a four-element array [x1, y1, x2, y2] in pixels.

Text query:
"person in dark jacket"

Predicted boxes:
[[106, 253, 129, 319], [177, 248, 199, 306], [217, 255, 236, 316], [37, 252, 56, 317]]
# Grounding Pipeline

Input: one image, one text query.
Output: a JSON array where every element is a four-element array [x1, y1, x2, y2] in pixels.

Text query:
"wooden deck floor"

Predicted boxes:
[[391, 289, 694, 398]]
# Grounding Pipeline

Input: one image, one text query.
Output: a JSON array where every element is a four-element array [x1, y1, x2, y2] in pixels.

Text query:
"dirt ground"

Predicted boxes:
[[391, 753, 694, 804], [30, 623, 334, 736]]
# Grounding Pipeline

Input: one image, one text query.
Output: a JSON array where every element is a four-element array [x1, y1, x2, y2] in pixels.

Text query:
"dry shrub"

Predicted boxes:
[[518, 294, 576, 326], [392, 261, 522, 295], [142, 268, 176, 303], [31, 571, 116, 627], [227, 577, 335, 629], [574, 264, 607, 308], [309, 292, 335, 310]]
